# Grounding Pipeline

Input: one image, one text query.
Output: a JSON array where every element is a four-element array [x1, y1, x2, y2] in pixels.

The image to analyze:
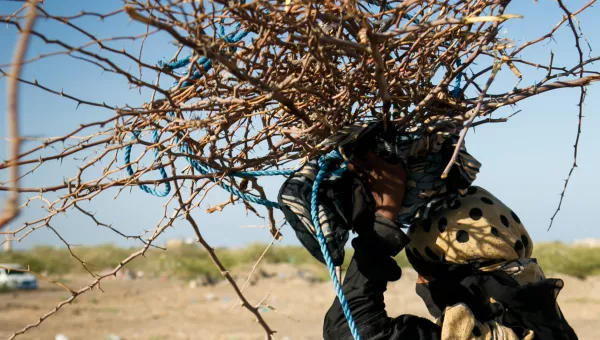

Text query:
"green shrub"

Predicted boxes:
[[533, 242, 600, 279], [1, 242, 599, 282]]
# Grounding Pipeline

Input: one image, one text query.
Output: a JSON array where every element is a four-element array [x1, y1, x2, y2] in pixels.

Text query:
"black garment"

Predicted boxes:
[[323, 217, 441, 340], [407, 250, 578, 340], [323, 216, 578, 340], [478, 274, 578, 340]]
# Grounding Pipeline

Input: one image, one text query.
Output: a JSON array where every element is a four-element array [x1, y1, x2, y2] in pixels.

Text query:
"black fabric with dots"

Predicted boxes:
[[456, 230, 470, 243], [500, 215, 509, 227], [450, 200, 462, 210], [511, 210, 521, 224], [425, 247, 440, 261], [422, 218, 432, 232], [469, 208, 483, 220], [480, 197, 494, 205], [407, 186, 533, 267], [438, 218, 448, 232]]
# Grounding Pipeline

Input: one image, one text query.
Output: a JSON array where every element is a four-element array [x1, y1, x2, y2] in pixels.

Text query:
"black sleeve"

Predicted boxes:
[[323, 215, 441, 340], [479, 273, 578, 340]]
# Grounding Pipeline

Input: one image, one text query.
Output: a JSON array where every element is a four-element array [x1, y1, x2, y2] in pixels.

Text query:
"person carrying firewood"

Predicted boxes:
[[278, 121, 577, 340]]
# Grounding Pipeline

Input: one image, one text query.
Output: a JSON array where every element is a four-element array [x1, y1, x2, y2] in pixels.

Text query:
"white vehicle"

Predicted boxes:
[[0, 263, 38, 290]]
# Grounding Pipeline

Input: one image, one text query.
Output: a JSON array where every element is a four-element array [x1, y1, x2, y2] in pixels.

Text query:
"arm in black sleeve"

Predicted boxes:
[[323, 214, 441, 340], [480, 273, 578, 340]]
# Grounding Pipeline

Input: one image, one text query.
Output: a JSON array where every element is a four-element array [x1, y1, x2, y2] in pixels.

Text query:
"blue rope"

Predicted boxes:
[[125, 20, 248, 198], [174, 138, 282, 208], [233, 169, 295, 177], [451, 59, 463, 98], [311, 151, 361, 340], [158, 55, 191, 71], [160, 21, 247, 82], [123, 130, 171, 197]]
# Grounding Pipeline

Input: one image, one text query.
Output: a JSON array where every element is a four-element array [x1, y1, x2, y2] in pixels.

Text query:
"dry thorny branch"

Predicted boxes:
[[0, 0, 599, 338]]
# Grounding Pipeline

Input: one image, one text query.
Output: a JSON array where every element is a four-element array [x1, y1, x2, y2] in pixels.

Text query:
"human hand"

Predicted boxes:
[[349, 151, 407, 221]]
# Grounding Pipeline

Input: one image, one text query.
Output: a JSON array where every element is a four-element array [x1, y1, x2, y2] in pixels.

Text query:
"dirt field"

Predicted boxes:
[[1, 264, 598, 340]]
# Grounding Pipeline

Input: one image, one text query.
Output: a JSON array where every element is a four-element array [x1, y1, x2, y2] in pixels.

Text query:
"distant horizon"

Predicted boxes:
[[4, 236, 600, 251]]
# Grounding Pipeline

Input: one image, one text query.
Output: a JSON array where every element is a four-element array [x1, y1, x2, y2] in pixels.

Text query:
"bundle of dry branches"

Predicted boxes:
[[1, 0, 599, 338]]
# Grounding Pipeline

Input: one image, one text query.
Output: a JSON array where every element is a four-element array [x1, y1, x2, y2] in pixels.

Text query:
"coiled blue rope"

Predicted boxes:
[[124, 20, 249, 199], [123, 130, 171, 197], [174, 136, 286, 208]]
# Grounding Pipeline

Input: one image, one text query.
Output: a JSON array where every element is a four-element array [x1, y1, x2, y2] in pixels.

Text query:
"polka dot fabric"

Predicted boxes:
[[407, 186, 533, 266]]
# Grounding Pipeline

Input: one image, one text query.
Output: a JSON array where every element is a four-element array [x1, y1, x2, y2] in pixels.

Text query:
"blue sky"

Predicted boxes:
[[0, 0, 599, 250]]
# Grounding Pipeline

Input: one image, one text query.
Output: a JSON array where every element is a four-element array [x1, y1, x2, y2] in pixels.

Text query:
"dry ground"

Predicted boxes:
[[1, 264, 598, 340]]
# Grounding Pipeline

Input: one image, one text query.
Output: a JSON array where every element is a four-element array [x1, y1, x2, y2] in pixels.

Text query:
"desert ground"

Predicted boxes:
[[1, 264, 598, 340]]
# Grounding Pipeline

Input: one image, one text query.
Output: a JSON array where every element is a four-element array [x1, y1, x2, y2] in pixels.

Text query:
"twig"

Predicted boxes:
[[0, 0, 37, 229], [182, 206, 276, 338], [548, 0, 587, 230], [441, 59, 501, 178]]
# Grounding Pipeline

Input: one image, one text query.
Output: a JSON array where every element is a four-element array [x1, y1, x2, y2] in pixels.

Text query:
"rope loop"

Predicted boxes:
[[123, 130, 171, 197]]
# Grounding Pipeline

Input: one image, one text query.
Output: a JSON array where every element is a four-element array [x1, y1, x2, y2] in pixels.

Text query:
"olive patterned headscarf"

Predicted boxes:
[[406, 186, 534, 269], [407, 186, 577, 340]]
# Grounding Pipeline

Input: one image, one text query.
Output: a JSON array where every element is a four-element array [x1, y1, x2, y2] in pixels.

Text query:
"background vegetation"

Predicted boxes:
[[2, 243, 599, 283]]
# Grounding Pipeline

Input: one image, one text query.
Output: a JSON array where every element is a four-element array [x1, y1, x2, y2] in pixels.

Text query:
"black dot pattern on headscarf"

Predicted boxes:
[[456, 230, 470, 243], [438, 218, 448, 232], [514, 240, 524, 253], [450, 199, 462, 210], [511, 210, 521, 224], [422, 218, 432, 232], [469, 208, 483, 220], [425, 246, 440, 261], [412, 248, 423, 259], [472, 326, 482, 337], [500, 215, 509, 227], [480, 197, 494, 205], [491, 227, 499, 236], [467, 187, 478, 195], [521, 235, 529, 248]]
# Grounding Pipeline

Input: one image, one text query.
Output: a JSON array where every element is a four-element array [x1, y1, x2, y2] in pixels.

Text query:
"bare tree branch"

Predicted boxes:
[[1, 0, 38, 229]]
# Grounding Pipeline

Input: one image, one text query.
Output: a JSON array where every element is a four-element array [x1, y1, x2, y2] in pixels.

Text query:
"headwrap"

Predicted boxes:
[[406, 186, 577, 340], [406, 186, 533, 270]]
